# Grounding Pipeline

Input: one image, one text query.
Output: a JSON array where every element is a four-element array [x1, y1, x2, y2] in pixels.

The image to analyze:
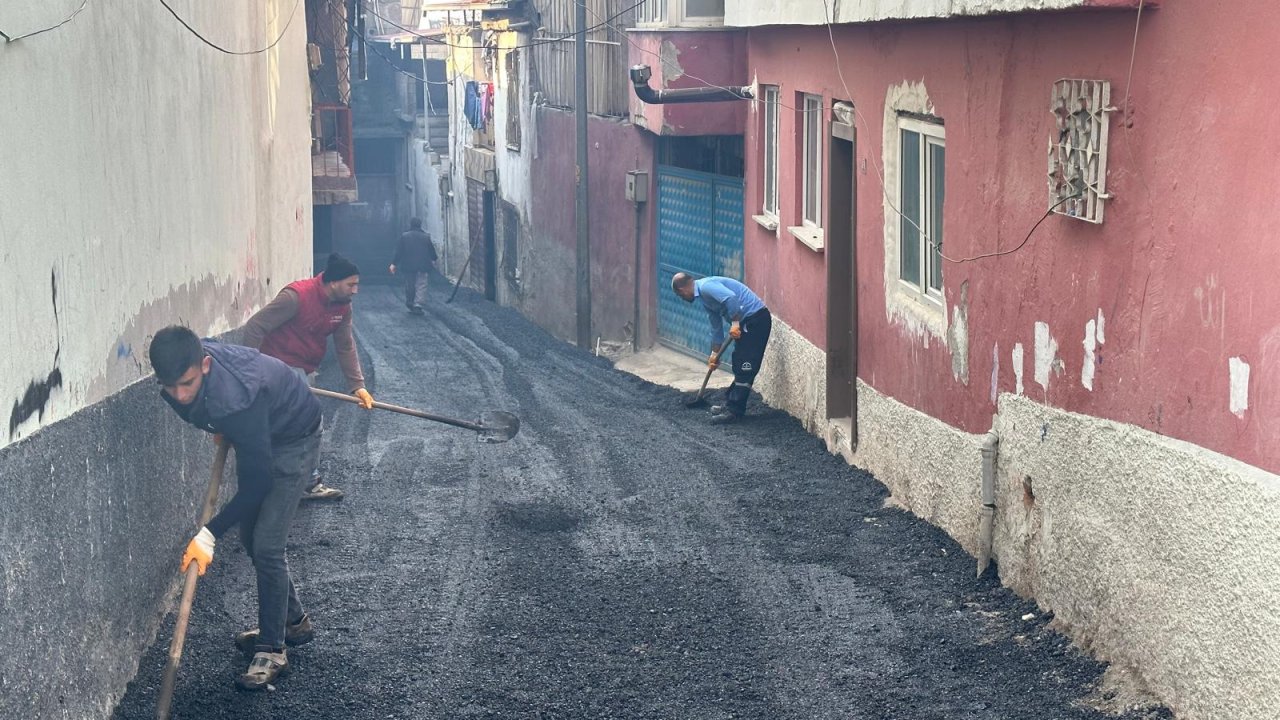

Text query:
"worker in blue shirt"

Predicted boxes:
[[671, 272, 773, 423]]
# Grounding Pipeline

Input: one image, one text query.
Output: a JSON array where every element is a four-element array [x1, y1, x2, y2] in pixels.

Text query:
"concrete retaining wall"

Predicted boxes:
[[0, 1, 310, 715], [754, 316, 1280, 720], [0, 382, 216, 719]]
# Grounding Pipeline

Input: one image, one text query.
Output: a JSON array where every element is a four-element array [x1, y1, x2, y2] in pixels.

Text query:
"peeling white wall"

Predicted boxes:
[[0, 0, 312, 448], [753, 318, 1280, 719], [726, 0, 1119, 27]]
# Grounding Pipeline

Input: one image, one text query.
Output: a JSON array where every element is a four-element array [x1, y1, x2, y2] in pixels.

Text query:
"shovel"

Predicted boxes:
[[157, 441, 229, 720], [685, 335, 734, 408], [311, 387, 520, 443]]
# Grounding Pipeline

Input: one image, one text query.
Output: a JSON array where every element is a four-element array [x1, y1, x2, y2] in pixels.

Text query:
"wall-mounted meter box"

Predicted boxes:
[[625, 170, 649, 203]]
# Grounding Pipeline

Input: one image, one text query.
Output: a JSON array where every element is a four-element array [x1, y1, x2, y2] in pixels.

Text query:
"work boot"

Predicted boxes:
[[709, 409, 740, 425], [302, 480, 344, 501], [235, 614, 314, 654], [236, 649, 289, 691]]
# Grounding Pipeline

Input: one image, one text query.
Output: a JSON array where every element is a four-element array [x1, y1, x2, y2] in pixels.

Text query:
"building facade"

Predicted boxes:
[[404, 1, 1280, 713], [425, 0, 658, 346], [0, 2, 321, 716], [719, 1, 1277, 718]]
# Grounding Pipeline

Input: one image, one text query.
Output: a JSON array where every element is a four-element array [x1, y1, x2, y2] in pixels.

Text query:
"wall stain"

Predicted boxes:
[[9, 369, 64, 439], [10, 269, 63, 439]]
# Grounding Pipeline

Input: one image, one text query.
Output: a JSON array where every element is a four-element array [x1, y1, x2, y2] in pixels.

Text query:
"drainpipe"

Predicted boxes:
[[977, 429, 1000, 578], [629, 65, 753, 104]]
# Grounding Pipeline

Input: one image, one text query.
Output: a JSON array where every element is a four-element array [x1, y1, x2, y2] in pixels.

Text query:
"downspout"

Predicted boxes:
[[629, 65, 753, 104], [976, 429, 1000, 578]]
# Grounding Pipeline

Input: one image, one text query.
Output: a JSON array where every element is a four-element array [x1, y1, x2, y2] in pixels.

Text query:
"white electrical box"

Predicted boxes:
[[625, 170, 649, 203]]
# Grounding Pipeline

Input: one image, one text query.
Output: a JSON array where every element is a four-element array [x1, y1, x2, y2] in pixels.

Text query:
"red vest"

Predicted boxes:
[[258, 275, 350, 373]]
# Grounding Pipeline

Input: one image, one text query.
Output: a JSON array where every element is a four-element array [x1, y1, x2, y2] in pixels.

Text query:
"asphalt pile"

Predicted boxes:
[[112, 280, 1169, 720]]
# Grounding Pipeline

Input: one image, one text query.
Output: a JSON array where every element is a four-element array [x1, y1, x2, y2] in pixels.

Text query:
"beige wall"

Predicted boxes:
[[0, 0, 312, 449]]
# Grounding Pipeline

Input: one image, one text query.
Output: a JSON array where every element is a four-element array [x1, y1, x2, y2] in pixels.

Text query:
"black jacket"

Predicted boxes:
[[392, 229, 438, 273], [163, 341, 321, 536]]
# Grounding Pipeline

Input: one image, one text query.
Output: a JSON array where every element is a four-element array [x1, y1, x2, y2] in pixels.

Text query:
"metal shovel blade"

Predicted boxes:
[[476, 411, 520, 443]]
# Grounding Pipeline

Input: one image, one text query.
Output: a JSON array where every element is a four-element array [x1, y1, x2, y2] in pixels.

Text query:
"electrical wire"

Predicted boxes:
[[574, 0, 753, 104], [578, 0, 836, 117], [361, 0, 649, 51], [1121, 0, 1152, 202], [0, 0, 90, 43], [818, 0, 1082, 265], [325, 0, 453, 85], [158, 0, 301, 55]]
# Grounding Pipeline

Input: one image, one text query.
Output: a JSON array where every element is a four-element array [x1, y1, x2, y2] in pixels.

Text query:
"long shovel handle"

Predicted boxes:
[[157, 442, 229, 720], [691, 335, 734, 403], [310, 387, 487, 434]]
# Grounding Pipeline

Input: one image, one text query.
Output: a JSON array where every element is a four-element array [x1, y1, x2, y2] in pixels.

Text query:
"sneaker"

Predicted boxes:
[[236, 650, 290, 691], [302, 481, 344, 501], [235, 614, 314, 654]]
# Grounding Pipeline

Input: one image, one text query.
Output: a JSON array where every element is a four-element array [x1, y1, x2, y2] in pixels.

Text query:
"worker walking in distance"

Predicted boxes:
[[149, 325, 323, 691], [671, 272, 773, 424], [242, 253, 375, 500], [389, 217, 438, 315]]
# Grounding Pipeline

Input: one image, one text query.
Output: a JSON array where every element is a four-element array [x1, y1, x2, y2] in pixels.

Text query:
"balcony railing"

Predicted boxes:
[[312, 103, 358, 204]]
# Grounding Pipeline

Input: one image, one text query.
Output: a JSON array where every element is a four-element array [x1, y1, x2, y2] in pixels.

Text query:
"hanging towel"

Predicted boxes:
[[464, 81, 484, 130]]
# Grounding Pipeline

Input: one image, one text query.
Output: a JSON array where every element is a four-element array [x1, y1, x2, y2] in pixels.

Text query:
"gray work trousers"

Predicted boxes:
[[240, 424, 321, 650], [403, 271, 428, 307]]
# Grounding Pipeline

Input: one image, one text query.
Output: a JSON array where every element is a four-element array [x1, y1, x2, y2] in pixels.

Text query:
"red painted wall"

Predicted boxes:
[[743, 4, 1280, 473], [530, 107, 656, 344], [628, 30, 748, 136]]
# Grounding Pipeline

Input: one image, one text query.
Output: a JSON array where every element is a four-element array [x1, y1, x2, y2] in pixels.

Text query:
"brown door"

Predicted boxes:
[[826, 120, 858, 444]]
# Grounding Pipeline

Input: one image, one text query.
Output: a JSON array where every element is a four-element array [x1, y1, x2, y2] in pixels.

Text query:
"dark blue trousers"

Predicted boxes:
[[725, 308, 771, 416]]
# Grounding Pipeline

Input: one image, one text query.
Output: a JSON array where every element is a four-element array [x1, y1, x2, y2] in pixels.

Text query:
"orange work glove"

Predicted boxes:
[[354, 388, 375, 410], [182, 527, 216, 576], [708, 352, 720, 370], [729, 322, 742, 340]]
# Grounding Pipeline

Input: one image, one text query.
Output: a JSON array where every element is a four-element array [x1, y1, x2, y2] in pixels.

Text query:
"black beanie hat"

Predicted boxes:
[[322, 253, 359, 283]]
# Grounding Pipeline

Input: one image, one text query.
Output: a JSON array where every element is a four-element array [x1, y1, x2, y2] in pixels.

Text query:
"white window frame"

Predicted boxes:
[[895, 115, 945, 305], [635, 0, 723, 28], [801, 93, 823, 228], [761, 85, 779, 220]]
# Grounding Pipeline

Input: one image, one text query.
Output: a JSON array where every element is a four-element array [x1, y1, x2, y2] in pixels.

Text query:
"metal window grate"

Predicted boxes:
[[1047, 78, 1114, 224]]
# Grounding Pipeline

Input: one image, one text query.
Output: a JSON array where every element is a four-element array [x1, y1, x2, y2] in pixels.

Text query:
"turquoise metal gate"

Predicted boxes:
[[655, 166, 744, 356]]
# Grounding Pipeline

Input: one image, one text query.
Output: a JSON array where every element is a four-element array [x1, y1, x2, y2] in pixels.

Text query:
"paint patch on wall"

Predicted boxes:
[[990, 343, 1000, 404], [1229, 357, 1250, 417], [1034, 322, 1059, 391], [1082, 309, 1106, 391], [1013, 343, 1025, 396], [949, 282, 970, 385]]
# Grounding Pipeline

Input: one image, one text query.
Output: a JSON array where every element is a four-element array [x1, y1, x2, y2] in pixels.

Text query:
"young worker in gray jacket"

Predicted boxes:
[[150, 325, 323, 691]]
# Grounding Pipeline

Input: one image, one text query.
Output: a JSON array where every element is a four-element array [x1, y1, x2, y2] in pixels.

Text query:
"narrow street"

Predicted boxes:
[[113, 281, 1158, 720]]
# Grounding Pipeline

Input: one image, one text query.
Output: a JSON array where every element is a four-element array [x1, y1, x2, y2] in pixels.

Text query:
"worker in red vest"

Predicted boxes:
[[243, 253, 375, 500]]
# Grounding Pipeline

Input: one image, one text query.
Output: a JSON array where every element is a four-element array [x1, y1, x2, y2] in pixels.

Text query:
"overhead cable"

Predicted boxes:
[[157, 0, 301, 55]]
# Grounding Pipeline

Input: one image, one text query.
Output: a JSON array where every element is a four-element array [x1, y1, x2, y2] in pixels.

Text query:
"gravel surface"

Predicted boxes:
[[113, 282, 1168, 720]]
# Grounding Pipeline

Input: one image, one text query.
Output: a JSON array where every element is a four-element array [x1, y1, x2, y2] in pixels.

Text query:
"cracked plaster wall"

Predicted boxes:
[[0, 1, 311, 716]]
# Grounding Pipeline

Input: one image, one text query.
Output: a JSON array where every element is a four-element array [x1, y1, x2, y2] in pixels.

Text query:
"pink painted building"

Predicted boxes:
[[634, 1, 1280, 716]]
